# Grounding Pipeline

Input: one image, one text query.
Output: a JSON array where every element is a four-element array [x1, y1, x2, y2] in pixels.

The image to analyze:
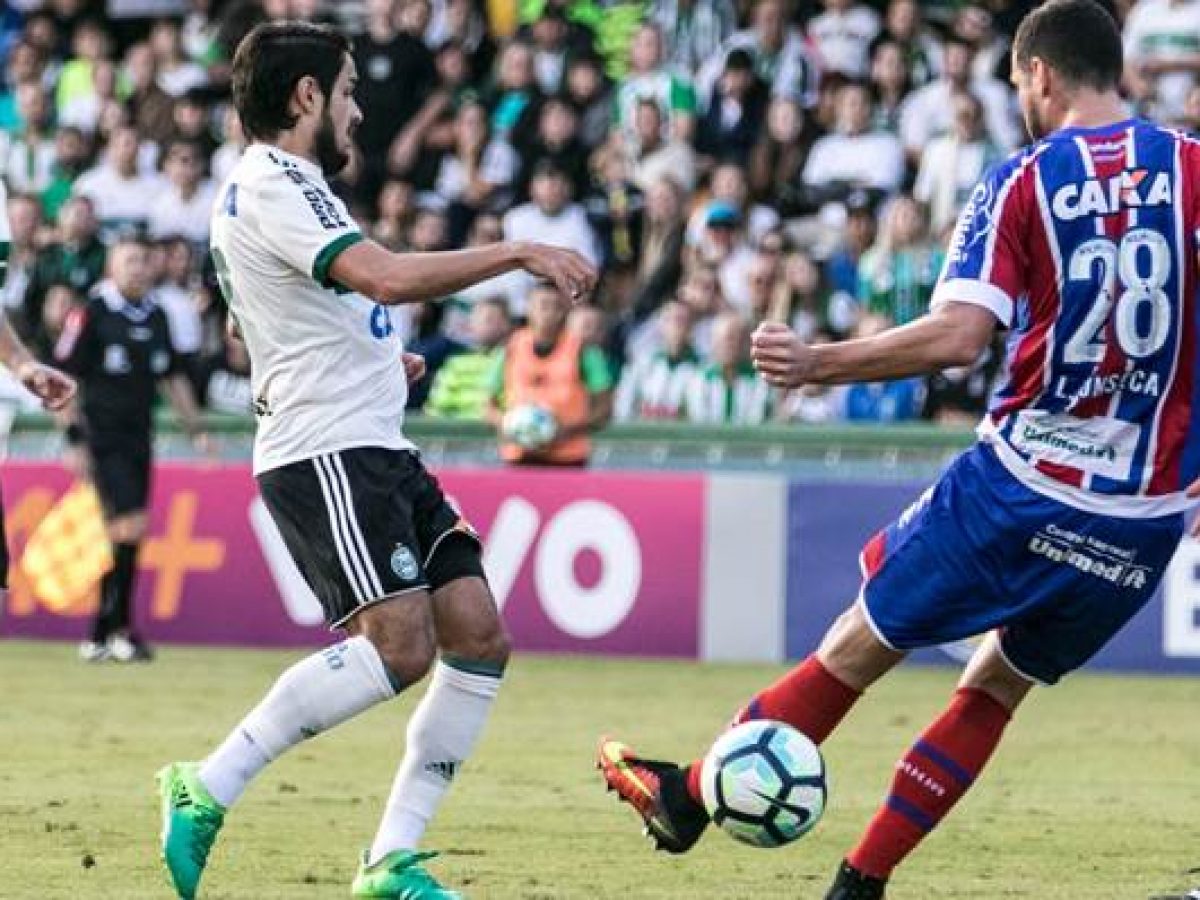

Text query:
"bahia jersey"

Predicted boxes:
[[931, 118, 1200, 518], [210, 144, 412, 475]]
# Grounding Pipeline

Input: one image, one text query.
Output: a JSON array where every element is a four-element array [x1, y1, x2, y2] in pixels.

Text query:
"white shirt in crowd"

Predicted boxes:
[[0, 132, 55, 193], [433, 141, 519, 205], [154, 282, 203, 355], [74, 164, 166, 233], [899, 79, 1022, 155], [149, 180, 217, 243], [1123, 0, 1200, 121], [913, 135, 1002, 237], [158, 61, 208, 98], [807, 4, 881, 78], [802, 130, 906, 195], [501, 201, 601, 305], [210, 143, 413, 474]]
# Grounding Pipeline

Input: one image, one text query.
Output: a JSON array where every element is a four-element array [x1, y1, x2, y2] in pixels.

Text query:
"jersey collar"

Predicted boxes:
[[251, 142, 323, 179]]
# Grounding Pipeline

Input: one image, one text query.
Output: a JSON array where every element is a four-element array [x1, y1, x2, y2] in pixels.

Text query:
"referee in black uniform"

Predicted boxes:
[[55, 235, 209, 662]]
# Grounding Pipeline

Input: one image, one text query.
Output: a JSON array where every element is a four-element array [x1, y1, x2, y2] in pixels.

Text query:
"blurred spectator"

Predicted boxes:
[[616, 23, 697, 148], [898, 35, 1021, 163], [699, 0, 820, 109], [434, 97, 519, 245], [771, 249, 857, 342], [59, 54, 115, 133], [914, 90, 1003, 239], [868, 39, 911, 133], [742, 247, 779, 325], [687, 160, 779, 246], [650, 0, 735, 75], [801, 80, 905, 206], [923, 338, 999, 426], [153, 235, 201, 371], [452, 211, 525, 320], [210, 103, 245, 186], [429, 0, 495, 77], [1122, 0, 1200, 122], [675, 261, 724, 358], [808, 0, 881, 79], [695, 48, 767, 168], [124, 41, 177, 147], [485, 281, 614, 466], [629, 176, 685, 322], [857, 195, 943, 327], [691, 199, 755, 313], [149, 16, 206, 97], [502, 159, 601, 312], [485, 40, 541, 146], [55, 18, 110, 122], [563, 52, 610, 149], [748, 96, 814, 207], [0, 41, 46, 132], [148, 138, 215, 243], [2, 191, 41, 320], [21, 194, 105, 351], [41, 125, 89, 221], [195, 324, 252, 414], [425, 296, 511, 419], [515, 94, 588, 202], [168, 89, 217, 158], [626, 96, 697, 193], [527, 6, 570, 95], [372, 178, 417, 251], [1, 81, 56, 194], [685, 311, 772, 424], [870, 0, 941, 89], [840, 314, 924, 421], [615, 298, 699, 420], [952, 3, 1011, 84], [585, 147, 643, 287], [568, 300, 616, 375], [824, 190, 876, 307]]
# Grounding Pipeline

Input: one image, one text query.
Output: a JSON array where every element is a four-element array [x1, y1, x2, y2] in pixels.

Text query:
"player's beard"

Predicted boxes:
[[1020, 96, 1046, 141], [314, 108, 350, 176]]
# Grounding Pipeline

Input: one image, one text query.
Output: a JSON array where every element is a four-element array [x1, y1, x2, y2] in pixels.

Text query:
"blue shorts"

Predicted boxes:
[[859, 445, 1184, 684]]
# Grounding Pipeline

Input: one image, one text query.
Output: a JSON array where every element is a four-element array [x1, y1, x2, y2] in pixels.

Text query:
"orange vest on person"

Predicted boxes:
[[501, 328, 591, 464]]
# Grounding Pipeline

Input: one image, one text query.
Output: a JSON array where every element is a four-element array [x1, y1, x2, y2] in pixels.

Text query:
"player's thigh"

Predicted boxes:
[[816, 603, 905, 692], [958, 632, 1035, 712], [997, 511, 1184, 685]]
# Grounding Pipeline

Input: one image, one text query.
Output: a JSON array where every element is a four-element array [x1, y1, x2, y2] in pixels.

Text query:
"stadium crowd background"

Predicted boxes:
[[0, 0, 1196, 429]]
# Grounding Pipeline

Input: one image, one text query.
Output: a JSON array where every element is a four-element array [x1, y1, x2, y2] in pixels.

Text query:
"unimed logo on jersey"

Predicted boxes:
[[1051, 169, 1172, 221]]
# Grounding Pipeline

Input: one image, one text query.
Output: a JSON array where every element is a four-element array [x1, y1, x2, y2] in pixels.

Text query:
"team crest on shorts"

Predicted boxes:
[[390, 544, 419, 581]]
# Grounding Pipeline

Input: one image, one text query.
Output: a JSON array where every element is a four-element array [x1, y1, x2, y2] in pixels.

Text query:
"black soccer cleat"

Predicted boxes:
[[825, 860, 887, 900], [596, 738, 710, 854]]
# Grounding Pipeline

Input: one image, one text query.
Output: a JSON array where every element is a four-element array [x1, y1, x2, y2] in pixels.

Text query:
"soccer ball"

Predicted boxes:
[[501, 404, 558, 450], [699, 720, 827, 848]]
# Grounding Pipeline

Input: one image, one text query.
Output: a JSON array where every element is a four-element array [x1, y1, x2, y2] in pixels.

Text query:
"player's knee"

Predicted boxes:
[[441, 612, 511, 669], [371, 632, 437, 689]]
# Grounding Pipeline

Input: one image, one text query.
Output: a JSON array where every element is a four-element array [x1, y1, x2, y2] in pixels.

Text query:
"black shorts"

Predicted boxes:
[[257, 447, 484, 628], [90, 442, 152, 519], [0, 483, 9, 590]]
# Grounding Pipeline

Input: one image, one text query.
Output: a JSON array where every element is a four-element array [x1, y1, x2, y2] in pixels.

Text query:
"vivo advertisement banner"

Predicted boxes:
[[785, 482, 1200, 675], [0, 464, 704, 658]]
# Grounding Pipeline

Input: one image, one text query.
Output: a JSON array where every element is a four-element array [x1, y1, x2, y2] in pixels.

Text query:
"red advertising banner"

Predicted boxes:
[[0, 463, 704, 657]]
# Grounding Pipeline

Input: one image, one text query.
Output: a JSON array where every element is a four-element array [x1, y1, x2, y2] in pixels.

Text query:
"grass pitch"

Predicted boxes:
[[1, 640, 1199, 899]]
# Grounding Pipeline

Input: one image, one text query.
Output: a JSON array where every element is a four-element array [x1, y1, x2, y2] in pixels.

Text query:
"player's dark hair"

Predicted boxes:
[[231, 21, 350, 142], [1012, 0, 1122, 91]]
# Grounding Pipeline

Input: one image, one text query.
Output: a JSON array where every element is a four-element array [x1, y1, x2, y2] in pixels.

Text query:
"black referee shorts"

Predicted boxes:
[[89, 441, 152, 519], [257, 447, 485, 628]]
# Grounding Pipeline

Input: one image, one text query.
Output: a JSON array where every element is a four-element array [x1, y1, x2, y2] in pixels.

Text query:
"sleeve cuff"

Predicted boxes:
[[312, 232, 364, 288], [930, 278, 1015, 328]]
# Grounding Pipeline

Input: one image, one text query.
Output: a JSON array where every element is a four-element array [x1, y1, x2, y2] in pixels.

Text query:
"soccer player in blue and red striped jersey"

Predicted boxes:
[[598, 2, 1200, 896]]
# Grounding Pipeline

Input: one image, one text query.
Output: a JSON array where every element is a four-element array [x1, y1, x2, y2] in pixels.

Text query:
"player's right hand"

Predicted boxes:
[[518, 243, 598, 302], [751, 321, 815, 388], [17, 361, 76, 411]]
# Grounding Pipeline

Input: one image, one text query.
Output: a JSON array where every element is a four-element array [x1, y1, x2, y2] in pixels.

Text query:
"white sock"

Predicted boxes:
[[199, 636, 396, 808], [368, 659, 503, 862]]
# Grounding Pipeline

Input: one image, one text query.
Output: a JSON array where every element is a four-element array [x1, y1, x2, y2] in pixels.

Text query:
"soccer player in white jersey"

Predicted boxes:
[[156, 22, 596, 900]]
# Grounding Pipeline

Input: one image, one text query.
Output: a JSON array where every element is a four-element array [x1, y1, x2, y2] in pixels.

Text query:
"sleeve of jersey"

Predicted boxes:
[[929, 156, 1028, 329], [255, 171, 364, 289]]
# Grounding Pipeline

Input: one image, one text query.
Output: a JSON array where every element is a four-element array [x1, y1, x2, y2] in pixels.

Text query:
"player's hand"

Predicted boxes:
[[191, 430, 217, 459], [518, 243, 598, 303], [402, 352, 426, 385], [751, 321, 815, 388], [17, 361, 76, 411]]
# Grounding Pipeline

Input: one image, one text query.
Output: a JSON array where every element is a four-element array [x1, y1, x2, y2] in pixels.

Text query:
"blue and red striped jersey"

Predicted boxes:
[[931, 118, 1200, 517]]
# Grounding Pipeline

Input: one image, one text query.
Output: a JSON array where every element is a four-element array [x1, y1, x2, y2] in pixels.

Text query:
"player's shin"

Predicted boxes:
[[684, 654, 864, 804], [368, 656, 504, 863], [845, 687, 1012, 880], [198, 636, 398, 807]]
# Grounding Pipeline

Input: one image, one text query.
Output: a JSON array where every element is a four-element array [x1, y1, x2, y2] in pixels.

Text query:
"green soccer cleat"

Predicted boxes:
[[351, 849, 464, 899], [157, 762, 226, 899]]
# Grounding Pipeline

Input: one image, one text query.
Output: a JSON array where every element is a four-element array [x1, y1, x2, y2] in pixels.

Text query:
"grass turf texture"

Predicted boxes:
[[1, 640, 1198, 899]]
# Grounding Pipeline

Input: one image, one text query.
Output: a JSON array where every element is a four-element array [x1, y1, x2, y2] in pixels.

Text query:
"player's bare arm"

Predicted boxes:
[[401, 352, 425, 384], [750, 302, 997, 389], [331, 238, 598, 306], [0, 317, 75, 410], [161, 372, 211, 453]]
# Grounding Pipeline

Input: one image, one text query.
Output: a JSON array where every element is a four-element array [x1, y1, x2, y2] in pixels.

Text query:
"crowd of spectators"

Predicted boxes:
[[1, 0, 1198, 428]]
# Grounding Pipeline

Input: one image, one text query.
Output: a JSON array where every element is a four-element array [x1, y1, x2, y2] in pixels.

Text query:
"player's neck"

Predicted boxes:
[[1056, 91, 1128, 133], [269, 131, 321, 172]]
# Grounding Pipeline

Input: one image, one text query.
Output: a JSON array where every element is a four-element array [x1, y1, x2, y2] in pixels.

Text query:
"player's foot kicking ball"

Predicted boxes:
[[596, 737, 709, 853], [157, 762, 225, 899], [351, 849, 464, 898], [825, 860, 886, 900]]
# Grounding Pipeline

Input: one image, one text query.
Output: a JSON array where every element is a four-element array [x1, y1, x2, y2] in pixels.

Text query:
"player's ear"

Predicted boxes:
[[292, 75, 323, 117]]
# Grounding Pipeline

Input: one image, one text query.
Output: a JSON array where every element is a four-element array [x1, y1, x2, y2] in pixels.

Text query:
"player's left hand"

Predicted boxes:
[[751, 322, 815, 388], [17, 361, 76, 411], [402, 352, 426, 384]]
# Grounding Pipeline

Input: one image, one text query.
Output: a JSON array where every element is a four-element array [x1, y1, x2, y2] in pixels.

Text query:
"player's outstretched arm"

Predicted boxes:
[[752, 301, 996, 388], [330, 239, 598, 306]]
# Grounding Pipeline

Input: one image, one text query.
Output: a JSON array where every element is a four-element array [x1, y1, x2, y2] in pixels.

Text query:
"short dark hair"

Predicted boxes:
[[1012, 0, 1122, 91], [231, 21, 350, 142]]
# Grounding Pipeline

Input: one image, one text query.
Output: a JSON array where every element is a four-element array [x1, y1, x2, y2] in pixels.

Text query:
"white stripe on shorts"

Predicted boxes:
[[329, 452, 385, 597], [312, 454, 372, 603]]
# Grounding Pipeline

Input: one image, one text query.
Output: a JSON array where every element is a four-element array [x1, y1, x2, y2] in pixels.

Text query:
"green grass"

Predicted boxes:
[[1, 641, 1198, 899]]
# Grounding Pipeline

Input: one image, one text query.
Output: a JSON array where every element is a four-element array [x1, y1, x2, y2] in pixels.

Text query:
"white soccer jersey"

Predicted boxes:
[[210, 143, 412, 474], [0, 179, 10, 284]]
